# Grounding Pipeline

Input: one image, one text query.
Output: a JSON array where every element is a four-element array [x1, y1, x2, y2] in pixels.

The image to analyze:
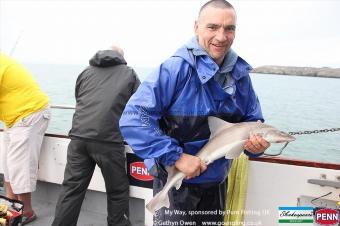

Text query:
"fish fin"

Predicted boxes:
[[174, 178, 183, 190], [165, 166, 177, 181], [224, 140, 247, 159], [208, 116, 234, 138], [166, 166, 183, 190], [146, 190, 170, 215]]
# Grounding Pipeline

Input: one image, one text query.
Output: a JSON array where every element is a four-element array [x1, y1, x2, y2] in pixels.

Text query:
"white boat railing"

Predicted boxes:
[[50, 105, 75, 110]]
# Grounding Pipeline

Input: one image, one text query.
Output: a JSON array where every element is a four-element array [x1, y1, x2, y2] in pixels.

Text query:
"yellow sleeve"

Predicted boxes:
[[0, 53, 49, 127]]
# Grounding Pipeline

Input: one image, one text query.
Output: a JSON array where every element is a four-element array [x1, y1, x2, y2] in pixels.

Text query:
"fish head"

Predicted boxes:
[[253, 127, 296, 143]]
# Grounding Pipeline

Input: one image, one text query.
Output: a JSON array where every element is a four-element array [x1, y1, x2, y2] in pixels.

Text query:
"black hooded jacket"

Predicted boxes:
[[69, 50, 140, 143]]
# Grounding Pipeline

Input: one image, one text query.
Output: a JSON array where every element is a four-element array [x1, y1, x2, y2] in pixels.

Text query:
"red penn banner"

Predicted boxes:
[[130, 162, 154, 181], [315, 208, 339, 225]]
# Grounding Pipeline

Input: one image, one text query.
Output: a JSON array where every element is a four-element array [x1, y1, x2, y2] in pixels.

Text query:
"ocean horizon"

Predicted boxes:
[[1, 63, 339, 164]]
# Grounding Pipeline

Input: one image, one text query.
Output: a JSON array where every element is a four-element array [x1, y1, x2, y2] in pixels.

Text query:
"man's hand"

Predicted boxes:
[[244, 134, 270, 154], [175, 153, 207, 179]]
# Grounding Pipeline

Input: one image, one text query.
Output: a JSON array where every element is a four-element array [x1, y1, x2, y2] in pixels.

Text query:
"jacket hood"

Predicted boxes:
[[172, 44, 195, 68], [89, 50, 127, 67]]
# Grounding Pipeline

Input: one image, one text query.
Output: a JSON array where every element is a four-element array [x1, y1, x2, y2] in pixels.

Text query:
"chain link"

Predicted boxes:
[[288, 128, 340, 135]]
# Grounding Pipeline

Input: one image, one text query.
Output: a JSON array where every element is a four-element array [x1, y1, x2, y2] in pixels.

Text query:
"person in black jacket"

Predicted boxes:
[[52, 46, 140, 226]]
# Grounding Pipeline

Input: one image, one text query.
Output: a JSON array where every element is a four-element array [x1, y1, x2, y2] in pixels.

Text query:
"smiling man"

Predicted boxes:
[[195, 2, 236, 66], [119, 0, 269, 225]]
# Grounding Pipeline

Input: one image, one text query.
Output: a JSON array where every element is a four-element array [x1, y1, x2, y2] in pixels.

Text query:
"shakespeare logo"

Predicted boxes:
[[278, 207, 314, 224]]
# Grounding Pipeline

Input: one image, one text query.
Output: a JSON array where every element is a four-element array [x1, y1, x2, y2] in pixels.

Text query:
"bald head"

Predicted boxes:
[[198, 0, 234, 20], [110, 45, 124, 57]]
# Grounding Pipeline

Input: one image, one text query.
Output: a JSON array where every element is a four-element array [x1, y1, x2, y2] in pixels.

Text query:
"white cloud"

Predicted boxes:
[[1, 0, 339, 67]]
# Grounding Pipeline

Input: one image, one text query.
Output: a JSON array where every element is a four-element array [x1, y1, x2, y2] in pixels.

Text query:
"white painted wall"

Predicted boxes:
[[245, 161, 339, 226]]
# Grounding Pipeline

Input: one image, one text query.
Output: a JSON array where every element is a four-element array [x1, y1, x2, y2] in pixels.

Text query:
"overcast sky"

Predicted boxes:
[[1, 0, 340, 68]]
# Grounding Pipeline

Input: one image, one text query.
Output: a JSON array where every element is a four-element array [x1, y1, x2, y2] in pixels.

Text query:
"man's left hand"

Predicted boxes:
[[244, 134, 270, 154]]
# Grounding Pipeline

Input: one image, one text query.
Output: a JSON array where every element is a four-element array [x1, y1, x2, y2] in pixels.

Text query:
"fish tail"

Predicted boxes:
[[146, 190, 170, 214]]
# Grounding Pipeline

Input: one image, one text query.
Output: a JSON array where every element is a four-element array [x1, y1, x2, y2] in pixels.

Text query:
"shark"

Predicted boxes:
[[146, 116, 296, 214]]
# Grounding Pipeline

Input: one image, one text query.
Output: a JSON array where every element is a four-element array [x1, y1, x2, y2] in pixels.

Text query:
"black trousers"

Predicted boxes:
[[52, 139, 130, 226], [153, 165, 227, 225]]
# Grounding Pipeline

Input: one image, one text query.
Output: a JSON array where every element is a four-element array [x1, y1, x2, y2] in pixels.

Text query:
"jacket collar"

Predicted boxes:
[[173, 36, 252, 84]]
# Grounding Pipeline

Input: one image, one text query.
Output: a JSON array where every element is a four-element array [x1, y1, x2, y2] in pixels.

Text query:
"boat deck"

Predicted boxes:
[[0, 180, 145, 226], [25, 200, 107, 226]]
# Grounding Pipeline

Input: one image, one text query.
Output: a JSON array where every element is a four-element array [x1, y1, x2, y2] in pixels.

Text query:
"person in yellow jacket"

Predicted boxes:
[[0, 53, 51, 224]]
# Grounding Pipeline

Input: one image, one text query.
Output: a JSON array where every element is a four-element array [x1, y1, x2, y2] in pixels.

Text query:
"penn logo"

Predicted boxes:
[[315, 208, 339, 225], [130, 162, 154, 181]]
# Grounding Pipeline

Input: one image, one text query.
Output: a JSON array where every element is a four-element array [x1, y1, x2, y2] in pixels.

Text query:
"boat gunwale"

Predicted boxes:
[[249, 156, 339, 170]]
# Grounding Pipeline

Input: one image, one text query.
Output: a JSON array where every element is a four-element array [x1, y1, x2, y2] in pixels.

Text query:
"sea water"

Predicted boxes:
[[3, 64, 340, 164]]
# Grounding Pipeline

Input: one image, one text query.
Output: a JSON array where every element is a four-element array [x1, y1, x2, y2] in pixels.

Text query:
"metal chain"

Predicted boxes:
[[264, 127, 340, 157], [288, 128, 340, 136]]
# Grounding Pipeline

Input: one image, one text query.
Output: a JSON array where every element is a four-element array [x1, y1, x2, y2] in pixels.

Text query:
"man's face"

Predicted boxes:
[[195, 6, 236, 66]]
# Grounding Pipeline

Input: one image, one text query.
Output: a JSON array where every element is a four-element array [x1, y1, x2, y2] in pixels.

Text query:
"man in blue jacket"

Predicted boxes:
[[119, 0, 270, 224]]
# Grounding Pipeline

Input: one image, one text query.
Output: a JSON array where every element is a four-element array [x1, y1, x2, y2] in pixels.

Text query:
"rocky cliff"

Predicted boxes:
[[251, 66, 340, 78]]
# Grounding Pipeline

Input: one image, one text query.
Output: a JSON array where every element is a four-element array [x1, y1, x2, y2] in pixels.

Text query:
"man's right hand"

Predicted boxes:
[[175, 153, 207, 179]]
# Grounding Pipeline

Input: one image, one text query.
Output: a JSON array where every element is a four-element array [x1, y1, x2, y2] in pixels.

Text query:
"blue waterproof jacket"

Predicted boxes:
[[119, 40, 263, 184]]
